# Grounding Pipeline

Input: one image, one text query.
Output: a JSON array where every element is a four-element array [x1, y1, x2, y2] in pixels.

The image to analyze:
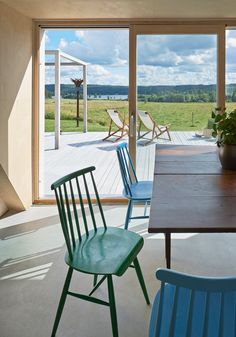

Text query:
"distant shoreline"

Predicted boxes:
[[88, 94, 128, 100], [46, 83, 236, 103]]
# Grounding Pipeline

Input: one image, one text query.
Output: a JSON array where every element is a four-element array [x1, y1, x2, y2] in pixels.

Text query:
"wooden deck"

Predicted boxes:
[[43, 131, 216, 197]]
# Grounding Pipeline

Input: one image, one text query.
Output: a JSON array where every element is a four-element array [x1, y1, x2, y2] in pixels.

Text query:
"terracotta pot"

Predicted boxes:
[[219, 144, 236, 170]]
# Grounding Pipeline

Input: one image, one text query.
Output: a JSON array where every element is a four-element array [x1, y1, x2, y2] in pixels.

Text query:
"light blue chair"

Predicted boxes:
[[116, 143, 153, 229], [149, 268, 236, 337]]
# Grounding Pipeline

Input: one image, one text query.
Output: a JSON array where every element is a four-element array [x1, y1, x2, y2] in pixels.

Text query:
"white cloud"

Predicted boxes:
[[88, 64, 110, 76], [111, 48, 128, 67], [54, 29, 129, 67], [45, 32, 50, 44], [227, 38, 236, 48], [87, 64, 128, 85], [59, 38, 68, 49], [45, 63, 128, 86], [138, 48, 183, 67], [155, 52, 182, 66], [138, 34, 216, 67], [137, 64, 216, 86], [45, 30, 226, 86], [226, 29, 236, 50], [75, 31, 85, 38], [182, 48, 216, 67], [185, 54, 205, 65]]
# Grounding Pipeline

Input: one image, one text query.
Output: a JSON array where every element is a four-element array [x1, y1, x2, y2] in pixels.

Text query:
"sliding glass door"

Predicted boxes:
[[35, 23, 226, 201], [129, 25, 225, 174]]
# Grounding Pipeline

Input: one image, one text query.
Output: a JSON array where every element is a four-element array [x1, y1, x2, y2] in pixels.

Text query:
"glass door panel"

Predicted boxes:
[[134, 31, 219, 178], [40, 28, 129, 198], [226, 28, 236, 112]]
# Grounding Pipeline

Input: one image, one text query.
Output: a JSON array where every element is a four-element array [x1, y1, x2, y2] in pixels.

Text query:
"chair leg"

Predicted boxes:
[[103, 129, 119, 141], [133, 257, 150, 305], [167, 128, 171, 141], [51, 267, 73, 337], [93, 274, 98, 286], [107, 275, 119, 337], [138, 121, 142, 139], [144, 201, 148, 217], [124, 200, 133, 230]]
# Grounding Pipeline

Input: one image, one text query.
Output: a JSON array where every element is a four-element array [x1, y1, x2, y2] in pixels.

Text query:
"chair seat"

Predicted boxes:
[[155, 124, 169, 132], [123, 181, 153, 201], [65, 227, 144, 276], [149, 283, 236, 337]]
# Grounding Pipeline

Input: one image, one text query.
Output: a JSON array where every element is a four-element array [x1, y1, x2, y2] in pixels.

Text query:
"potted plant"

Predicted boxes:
[[212, 108, 236, 170]]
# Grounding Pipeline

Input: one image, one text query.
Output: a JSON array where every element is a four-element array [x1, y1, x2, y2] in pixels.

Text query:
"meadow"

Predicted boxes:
[[45, 99, 236, 132]]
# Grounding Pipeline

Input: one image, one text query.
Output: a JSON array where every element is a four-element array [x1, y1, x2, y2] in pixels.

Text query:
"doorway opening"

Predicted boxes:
[[38, 28, 129, 198]]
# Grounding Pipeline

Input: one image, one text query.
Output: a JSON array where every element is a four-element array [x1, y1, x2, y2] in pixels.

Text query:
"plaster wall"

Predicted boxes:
[[0, 1, 32, 210]]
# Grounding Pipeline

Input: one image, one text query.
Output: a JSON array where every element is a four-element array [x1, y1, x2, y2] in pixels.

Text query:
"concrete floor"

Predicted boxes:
[[1, 205, 236, 337]]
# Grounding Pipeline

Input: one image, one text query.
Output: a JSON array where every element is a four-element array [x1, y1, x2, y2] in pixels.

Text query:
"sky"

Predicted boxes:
[[45, 28, 236, 86]]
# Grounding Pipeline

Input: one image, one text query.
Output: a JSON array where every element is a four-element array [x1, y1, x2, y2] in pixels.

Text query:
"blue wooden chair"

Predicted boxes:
[[149, 268, 236, 337], [50, 166, 150, 337], [116, 143, 153, 229]]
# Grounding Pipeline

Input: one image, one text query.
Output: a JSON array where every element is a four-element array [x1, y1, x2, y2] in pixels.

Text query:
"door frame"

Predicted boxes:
[[33, 20, 227, 203]]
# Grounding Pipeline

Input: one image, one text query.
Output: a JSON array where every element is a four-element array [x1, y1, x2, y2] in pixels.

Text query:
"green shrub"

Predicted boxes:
[[212, 109, 236, 145]]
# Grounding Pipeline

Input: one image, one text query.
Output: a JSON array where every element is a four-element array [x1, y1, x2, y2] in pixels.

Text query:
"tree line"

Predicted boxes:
[[45, 84, 236, 103]]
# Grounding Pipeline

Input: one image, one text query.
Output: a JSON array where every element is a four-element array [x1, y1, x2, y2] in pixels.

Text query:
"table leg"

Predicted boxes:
[[165, 233, 171, 269]]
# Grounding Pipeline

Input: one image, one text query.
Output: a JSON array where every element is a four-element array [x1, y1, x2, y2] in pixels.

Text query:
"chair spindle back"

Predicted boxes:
[[51, 166, 107, 260], [116, 143, 138, 197], [150, 268, 236, 337]]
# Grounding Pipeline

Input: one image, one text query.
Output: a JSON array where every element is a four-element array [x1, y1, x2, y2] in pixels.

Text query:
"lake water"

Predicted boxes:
[[88, 95, 128, 100]]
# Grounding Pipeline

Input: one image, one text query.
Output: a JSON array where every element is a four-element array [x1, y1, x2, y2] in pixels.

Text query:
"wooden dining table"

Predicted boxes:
[[148, 144, 236, 268]]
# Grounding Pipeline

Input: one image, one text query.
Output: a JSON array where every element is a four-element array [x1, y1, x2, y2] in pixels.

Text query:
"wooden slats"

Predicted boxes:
[[63, 183, 76, 248], [83, 174, 97, 231], [117, 148, 131, 196], [234, 296, 236, 337], [218, 293, 224, 337], [168, 286, 179, 337], [90, 172, 107, 229], [69, 180, 82, 241], [155, 282, 165, 337], [76, 176, 89, 236], [44, 131, 215, 197], [52, 167, 110, 267], [57, 187, 73, 259], [117, 144, 138, 198], [185, 290, 194, 337], [151, 269, 236, 337]]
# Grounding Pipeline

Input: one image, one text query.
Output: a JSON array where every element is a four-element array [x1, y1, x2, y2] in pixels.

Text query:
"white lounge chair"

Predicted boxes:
[[103, 109, 129, 142], [137, 110, 171, 145]]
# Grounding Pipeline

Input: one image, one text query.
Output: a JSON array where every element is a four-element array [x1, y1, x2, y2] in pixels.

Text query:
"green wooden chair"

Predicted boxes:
[[50, 166, 150, 337]]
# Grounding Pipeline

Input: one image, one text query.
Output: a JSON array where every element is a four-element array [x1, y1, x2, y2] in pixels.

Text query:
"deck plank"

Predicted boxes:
[[43, 131, 215, 197]]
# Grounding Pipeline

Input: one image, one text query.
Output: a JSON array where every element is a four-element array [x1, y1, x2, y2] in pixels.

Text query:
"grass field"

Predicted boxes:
[[45, 99, 236, 132]]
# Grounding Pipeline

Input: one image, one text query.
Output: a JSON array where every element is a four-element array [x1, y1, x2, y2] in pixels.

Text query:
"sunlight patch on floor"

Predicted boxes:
[[0, 263, 53, 281]]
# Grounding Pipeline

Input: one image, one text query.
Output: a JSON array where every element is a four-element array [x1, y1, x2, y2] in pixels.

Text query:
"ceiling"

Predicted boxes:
[[2, 0, 236, 20]]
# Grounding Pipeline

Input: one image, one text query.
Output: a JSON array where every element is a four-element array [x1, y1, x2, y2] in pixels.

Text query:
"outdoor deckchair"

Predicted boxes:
[[137, 110, 171, 145], [103, 109, 129, 142]]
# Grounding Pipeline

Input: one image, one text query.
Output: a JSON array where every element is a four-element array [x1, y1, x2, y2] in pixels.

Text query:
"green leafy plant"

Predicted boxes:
[[212, 108, 236, 146]]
